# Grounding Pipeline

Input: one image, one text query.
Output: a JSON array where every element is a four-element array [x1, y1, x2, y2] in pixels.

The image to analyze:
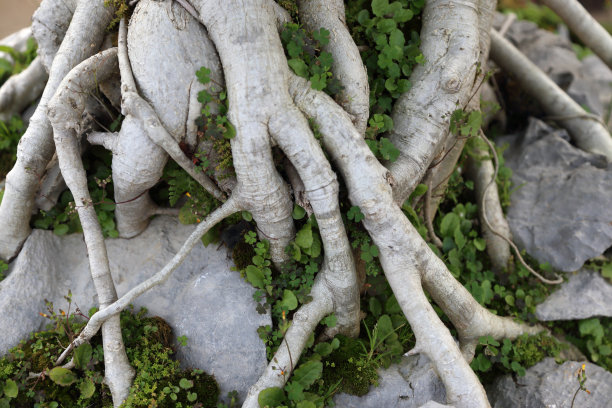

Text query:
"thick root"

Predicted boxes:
[[297, 0, 369, 135], [47, 47, 134, 407], [541, 0, 612, 70], [0, 0, 115, 260], [490, 29, 612, 161], [0, 57, 47, 120]]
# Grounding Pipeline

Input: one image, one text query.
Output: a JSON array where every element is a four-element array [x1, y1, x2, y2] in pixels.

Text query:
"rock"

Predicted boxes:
[[333, 353, 446, 408], [0, 215, 270, 401], [536, 269, 612, 320], [502, 118, 612, 272], [486, 358, 612, 407]]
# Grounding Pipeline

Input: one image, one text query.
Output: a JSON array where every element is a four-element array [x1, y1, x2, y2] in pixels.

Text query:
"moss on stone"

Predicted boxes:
[[320, 335, 378, 396]]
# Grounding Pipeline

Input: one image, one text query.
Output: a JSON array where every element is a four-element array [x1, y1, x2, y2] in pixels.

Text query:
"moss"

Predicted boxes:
[[512, 332, 563, 369], [320, 335, 378, 396], [232, 239, 256, 270], [0, 307, 220, 408]]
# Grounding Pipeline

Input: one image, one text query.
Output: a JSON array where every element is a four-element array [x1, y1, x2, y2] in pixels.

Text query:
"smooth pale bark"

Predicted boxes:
[[46, 48, 134, 407], [298, 0, 369, 135], [0, 57, 47, 121], [541, 0, 612, 70], [194, 0, 360, 333], [388, 0, 481, 204], [490, 29, 612, 161], [0, 0, 115, 260], [465, 145, 512, 272], [425, 0, 497, 217], [290, 74, 543, 406], [32, 0, 78, 72]]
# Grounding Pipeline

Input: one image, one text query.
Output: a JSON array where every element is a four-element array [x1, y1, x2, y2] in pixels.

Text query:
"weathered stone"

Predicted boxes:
[[536, 269, 612, 320], [486, 358, 612, 407], [0, 215, 270, 401], [333, 353, 446, 408], [502, 118, 612, 272]]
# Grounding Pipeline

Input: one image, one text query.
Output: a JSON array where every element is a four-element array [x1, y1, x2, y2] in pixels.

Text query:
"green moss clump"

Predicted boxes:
[[512, 332, 563, 369], [232, 239, 256, 270], [320, 335, 378, 396], [0, 306, 220, 408]]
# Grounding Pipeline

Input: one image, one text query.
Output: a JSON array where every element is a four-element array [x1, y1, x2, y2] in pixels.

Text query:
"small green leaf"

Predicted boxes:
[[369, 297, 383, 317], [309, 73, 327, 91], [379, 138, 400, 162], [179, 378, 194, 389], [74, 343, 92, 370], [347, 206, 365, 222], [288, 59, 309, 77], [49, 367, 77, 386], [295, 225, 313, 249], [79, 378, 95, 399], [196, 67, 211, 84], [321, 314, 337, 328], [4, 379, 17, 398], [285, 381, 304, 402], [280, 290, 298, 311], [187, 392, 197, 402], [296, 401, 316, 408], [372, 0, 390, 16], [313, 342, 333, 356], [292, 204, 306, 220], [473, 238, 486, 251], [53, 224, 69, 236], [242, 211, 253, 221], [292, 361, 322, 390], [246, 265, 265, 289], [258, 387, 286, 407], [440, 213, 460, 237]]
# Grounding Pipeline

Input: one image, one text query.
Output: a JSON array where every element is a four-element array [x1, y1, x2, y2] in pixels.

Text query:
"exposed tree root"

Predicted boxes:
[[490, 29, 612, 161], [47, 47, 134, 407], [0, 0, 115, 260], [541, 0, 612, 70], [298, 0, 369, 135], [0, 57, 47, 121], [388, 0, 481, 204]]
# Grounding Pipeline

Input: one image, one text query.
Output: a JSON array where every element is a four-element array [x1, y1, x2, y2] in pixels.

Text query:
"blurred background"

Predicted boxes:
[[0, 0, 40, 38], [0, 0, 611, 38]]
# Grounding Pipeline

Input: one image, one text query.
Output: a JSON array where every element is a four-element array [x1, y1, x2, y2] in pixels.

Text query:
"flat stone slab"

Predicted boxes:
[[333, 353, 446, 408], [0, 216, 270, 401], [486, 358, 612, 408], [536, 269, 612, 320], [503, 118, 612, 272]]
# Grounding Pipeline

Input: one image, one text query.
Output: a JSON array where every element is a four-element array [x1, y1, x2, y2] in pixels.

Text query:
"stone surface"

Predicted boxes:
[[486, 358, 612, 408], [536, 269, 612, 320], [0, 216, 270, 401], [502, 118, 612, 272], [333, 354, 446, 408]]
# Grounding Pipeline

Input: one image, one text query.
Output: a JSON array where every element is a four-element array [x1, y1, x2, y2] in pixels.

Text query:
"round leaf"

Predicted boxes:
[[49, 367, 77, 386], [258, 387, 286, 407]]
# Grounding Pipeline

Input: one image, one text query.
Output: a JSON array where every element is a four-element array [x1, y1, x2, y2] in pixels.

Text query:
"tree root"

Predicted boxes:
[[47, 47, 134, 407], [476, 130, 563, 285], [388, 0, 481, 204], [297, 0, 369, 135], [541, 0, 612, 70], [0, 0, 116, 260], [490, 29, 612, 161], [0, 57, 47, 121]]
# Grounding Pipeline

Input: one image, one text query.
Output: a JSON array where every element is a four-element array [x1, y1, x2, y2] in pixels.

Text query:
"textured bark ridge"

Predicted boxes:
[[1, 0, 610, 407]]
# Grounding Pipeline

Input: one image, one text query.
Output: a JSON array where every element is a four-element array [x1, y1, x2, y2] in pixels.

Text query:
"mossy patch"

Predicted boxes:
[[320, 335, 378, 396], [0, 306, 220, 408]]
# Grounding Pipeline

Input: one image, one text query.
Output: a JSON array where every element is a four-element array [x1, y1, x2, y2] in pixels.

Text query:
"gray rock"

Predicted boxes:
[[0, 216, 270, 401], [486, 358, 612, 408], [333, 354, 446, 408], [536, 269, 612, 320], [503, 118, 612, 272]]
